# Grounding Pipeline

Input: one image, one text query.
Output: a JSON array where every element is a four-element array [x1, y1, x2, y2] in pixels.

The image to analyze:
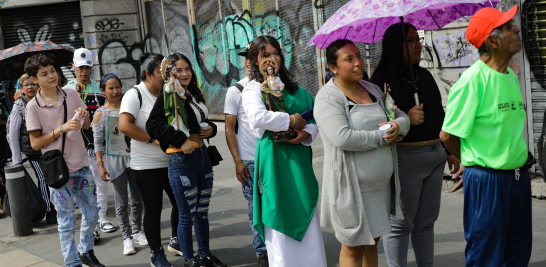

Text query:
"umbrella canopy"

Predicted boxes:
[[0, 41, 74, 80], [307, 0, 501, 49]]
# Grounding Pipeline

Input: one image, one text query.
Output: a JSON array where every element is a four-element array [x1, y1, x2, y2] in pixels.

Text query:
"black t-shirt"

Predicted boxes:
[[370, 66, 445, 143], [347, 93, 377, 110], [81, 93, 107, 150]]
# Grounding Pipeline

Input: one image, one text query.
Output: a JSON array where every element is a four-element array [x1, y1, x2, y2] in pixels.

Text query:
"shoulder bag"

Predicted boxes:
[[188, 98, 223, 166], [38, 90, 70, 189]]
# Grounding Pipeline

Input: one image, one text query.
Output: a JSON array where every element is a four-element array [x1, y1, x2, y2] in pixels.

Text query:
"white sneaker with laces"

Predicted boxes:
[[132, 231, 148, 246], [123, 238, 136, 255]]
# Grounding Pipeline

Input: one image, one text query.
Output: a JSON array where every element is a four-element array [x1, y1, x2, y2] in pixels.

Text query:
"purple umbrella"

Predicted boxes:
[[308, 0, 501, 49], [307, 0, 501, 104]]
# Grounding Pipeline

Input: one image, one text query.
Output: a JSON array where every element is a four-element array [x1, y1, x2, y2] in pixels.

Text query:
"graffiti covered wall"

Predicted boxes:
[[144, 0, 323, 116], [82, 0, 144, 92]]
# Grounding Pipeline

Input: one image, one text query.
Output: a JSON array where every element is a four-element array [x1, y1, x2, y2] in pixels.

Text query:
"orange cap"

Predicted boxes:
[[466, 5, 518, 48]]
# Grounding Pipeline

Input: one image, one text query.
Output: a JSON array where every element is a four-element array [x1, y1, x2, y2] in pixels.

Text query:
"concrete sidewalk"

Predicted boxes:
[[1, 123, 545, 266]]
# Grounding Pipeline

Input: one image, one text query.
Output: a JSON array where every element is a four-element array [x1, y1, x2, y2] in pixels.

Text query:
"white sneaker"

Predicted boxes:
[[99, 213, 116, 233], [132, 231, 148, 246], [123, 238, 136, 255]]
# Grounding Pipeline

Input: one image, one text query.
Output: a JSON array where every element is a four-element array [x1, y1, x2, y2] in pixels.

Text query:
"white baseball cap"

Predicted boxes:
[[73, 48, 94, 67]]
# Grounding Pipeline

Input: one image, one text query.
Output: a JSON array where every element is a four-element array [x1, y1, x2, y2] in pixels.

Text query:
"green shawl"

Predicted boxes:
[[253, 86, 318, 242]]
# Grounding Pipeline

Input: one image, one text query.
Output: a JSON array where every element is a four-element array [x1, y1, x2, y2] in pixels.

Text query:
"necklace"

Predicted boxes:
[[400, 70, 419, 83], [334, 79, 366, 99]]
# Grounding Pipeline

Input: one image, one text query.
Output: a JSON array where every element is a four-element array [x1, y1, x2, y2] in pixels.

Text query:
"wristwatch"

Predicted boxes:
[[147, 137, 153, 144]]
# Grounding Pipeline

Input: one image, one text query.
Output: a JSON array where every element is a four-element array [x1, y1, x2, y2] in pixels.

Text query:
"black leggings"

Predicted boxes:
[[134, 168, 179, 249]]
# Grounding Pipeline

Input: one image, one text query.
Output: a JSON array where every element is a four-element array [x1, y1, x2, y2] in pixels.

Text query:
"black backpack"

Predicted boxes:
[[19, 96, 41, 156], [3, 165, 47, 224]]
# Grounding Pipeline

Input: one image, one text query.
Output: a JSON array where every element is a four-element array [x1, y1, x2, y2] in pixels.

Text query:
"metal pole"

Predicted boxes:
[[5, 165, 33, 236], [399, 16, 420, 105]]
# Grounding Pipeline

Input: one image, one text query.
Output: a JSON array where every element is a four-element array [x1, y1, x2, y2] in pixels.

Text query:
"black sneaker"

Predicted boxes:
[[184, 258, 199, 267], [198, 251, 227, 267], [167, 236, 182, 256], [258, 253, 269, 267], [151, 246, 172, 267], [78, 249, 105, 267], [46, 210, 57, 224]]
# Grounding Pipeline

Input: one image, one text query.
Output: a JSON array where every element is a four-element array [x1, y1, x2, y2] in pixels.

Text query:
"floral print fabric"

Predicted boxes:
[[308, 0, 500, 48]]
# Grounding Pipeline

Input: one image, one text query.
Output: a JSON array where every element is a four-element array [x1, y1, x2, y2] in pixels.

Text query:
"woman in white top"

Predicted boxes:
[[119, 53, 180, 267], [241, 36, 325, 267]]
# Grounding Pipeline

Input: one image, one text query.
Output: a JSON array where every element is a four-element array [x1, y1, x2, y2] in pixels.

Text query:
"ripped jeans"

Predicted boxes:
[[168, 146, 214, 260]]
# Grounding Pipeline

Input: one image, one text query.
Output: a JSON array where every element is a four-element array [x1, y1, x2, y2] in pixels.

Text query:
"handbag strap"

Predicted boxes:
[[188, 97, 212, 145], [61, 90, 67, 155], [188, 97, 206, 122]]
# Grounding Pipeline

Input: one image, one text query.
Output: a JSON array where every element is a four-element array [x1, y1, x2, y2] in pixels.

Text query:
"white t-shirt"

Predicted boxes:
[[224, 77, 256, 161], [189, 95, 209, 124], [120, 82, 168, 170], [241, 79, 318, 146]]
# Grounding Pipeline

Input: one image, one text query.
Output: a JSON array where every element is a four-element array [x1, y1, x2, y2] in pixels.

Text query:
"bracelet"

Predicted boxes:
[[292, 115, 299, 129], [97, 160, 104, 167], [59, 125, 64, 135], [147, 137, 153, 144], [52, 130, 57, 141], [235, 162, 244, 168]]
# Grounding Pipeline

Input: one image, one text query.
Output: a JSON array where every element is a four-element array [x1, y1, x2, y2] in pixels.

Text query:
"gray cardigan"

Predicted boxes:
[[315, 79, 410, 246]]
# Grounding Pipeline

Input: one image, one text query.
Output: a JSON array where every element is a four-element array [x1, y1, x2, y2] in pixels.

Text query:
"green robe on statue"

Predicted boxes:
[[253, 86, 319, 242]]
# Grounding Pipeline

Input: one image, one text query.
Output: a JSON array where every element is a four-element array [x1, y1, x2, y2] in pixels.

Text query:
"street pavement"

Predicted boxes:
[[1, 122, 545, 267]]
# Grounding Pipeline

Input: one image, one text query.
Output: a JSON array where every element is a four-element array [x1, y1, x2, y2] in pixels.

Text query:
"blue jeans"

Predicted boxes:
[[241, 160, 267, 256], [49, 166, 99, 267], [169, 147, 213, 261], [463, 166, 532, 267]]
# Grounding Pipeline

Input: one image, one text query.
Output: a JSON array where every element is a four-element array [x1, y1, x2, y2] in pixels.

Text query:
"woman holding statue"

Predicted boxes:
[[146, 53, 226, 267], [241, 35, 326, 266]]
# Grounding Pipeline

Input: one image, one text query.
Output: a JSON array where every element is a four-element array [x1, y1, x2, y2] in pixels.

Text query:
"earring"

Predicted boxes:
[[334, 72, 337, 76]]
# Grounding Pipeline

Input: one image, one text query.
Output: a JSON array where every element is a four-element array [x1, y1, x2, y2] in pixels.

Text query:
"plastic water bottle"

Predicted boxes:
[[66, 111, 84, 140]]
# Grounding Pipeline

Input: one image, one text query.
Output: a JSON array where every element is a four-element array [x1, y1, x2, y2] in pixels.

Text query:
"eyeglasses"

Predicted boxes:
[[23, 83, 38, 87], [406, 37, 424, 48]]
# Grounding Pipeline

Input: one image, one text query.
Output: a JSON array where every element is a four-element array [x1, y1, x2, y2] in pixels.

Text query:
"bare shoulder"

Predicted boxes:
[[93, 111, 103, 124]]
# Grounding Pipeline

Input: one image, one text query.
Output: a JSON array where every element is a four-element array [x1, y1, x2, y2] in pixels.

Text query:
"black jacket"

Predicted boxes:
[[146, 92, 217, 153]]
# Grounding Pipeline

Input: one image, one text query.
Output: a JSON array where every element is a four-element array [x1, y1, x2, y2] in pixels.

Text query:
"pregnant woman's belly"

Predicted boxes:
[[351, 146, 393, 192]]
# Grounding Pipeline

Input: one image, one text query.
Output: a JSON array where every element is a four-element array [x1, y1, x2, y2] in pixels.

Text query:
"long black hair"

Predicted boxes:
[[247, 36, 297, 94], [139, 53, 163, 81], [371, 22, 419, 97], [166, 53, 206, 104]]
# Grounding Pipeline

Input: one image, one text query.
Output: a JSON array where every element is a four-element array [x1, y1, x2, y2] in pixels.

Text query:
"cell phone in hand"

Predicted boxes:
[[301, 108, 314, 121]]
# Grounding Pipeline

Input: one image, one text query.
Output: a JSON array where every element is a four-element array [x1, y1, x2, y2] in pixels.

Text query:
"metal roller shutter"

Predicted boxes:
[[524, 0, 546, 173], [1, 1, 83, 87], [1, 1, 84, 51]]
